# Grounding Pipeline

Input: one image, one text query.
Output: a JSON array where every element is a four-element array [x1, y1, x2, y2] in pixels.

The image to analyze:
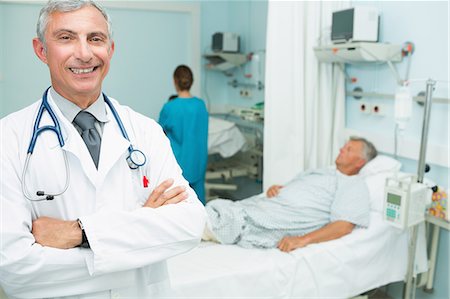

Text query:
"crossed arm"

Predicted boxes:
[[265, 184, 356, 253], [32, 178, 187, 249]]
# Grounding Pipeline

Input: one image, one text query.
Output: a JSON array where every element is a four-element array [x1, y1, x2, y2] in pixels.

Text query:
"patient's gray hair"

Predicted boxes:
[[349, 136, 377, 162], [37, 0, 112, 48]]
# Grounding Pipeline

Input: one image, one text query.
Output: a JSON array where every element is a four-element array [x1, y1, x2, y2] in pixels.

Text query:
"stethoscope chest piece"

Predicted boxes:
[[127, 148, 147, 169]]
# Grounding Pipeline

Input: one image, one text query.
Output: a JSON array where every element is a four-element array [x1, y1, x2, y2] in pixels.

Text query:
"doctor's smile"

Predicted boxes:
[[69, 66, 97, 74]]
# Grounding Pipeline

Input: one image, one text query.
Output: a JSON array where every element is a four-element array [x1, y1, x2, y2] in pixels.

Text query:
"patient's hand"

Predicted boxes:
[[266, 185, 283, 198], [277, 235, 309, 252], [144, 178, 188, 208]]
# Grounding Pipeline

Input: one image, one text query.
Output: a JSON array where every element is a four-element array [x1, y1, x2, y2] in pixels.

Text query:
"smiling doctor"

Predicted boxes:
[[0, 0, 206, 298]]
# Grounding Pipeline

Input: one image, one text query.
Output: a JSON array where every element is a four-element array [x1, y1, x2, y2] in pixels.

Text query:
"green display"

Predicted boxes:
[[387, 193, 402, 205]]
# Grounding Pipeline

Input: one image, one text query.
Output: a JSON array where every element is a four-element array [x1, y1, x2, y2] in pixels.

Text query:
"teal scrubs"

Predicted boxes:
[[159, 97, 208, 204]]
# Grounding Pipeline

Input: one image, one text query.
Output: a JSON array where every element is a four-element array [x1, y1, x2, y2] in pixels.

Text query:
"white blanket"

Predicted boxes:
[[166, 211, 427, 298]]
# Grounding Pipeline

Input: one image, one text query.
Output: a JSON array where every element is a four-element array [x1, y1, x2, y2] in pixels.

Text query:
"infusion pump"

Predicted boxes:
[[383, 175, 430, 230]]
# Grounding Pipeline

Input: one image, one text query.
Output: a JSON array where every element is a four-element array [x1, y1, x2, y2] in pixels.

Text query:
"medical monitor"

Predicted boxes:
[[331, 7, 379, 44], [332, 8, 354, 43]]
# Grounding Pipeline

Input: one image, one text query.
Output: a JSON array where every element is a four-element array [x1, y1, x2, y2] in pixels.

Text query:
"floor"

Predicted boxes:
[[366, 287, 394, 299]]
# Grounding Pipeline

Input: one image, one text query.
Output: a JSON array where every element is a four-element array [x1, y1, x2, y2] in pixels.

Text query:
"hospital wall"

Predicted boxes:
[[200, 1, 268, 112], [347, 1, 449, 299], [0, 1, 200, 120], [0, 1, 268, 118]]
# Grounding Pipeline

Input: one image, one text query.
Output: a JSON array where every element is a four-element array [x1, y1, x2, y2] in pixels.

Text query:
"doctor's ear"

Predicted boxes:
[[32, 38, 48, 64]]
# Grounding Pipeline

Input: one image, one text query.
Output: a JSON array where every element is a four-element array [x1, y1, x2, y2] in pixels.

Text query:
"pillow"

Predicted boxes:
[[359, 155, 402, 213], [359, 155, 401, 177]]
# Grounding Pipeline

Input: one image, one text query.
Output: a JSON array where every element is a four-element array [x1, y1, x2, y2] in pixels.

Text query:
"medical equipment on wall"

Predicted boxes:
[[212, 32, 240, 53], [22, 87, 147, 201], [331, 7, 380, 43], [383, 175, 430, 229], [231, 106, 264, 122]]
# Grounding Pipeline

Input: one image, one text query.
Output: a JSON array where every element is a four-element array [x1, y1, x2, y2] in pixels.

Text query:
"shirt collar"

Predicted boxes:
[[49, 88, 109, 123]]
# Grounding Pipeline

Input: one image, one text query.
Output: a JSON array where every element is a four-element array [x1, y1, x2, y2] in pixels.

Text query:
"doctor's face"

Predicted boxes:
[[33, 5, 114, 106]]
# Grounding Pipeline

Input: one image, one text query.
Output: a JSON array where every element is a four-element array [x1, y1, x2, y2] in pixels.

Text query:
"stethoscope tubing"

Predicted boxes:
[[22, 88, 146, 201], [27, 87, 65, 154]]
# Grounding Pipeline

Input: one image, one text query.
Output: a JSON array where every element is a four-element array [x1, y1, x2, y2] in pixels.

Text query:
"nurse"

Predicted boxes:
[[159, 65, 209, 204], [0, 1, 206, 298]]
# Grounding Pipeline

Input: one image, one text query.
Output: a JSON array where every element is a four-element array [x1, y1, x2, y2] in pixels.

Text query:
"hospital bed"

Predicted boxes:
[[206, 115, 263, 199], [166, 156, 428, 298]]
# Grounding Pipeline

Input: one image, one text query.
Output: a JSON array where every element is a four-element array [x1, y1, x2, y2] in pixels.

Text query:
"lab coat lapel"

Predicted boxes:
[[45, 96, 99, 186], [97, 107, 130, 185]]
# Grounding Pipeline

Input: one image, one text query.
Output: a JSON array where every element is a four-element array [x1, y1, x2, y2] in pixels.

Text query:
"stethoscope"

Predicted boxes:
[[22, 87, 147, 201]]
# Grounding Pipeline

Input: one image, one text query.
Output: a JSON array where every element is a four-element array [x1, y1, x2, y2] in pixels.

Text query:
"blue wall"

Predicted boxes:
[[0, 2, 197, 120], [200, 1, 268, 110], [0, 1, 268, 117], [347, 1, 449, 298]]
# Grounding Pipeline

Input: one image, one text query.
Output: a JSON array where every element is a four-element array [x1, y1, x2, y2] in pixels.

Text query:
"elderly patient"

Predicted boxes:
[[203, 137, 377, 252]]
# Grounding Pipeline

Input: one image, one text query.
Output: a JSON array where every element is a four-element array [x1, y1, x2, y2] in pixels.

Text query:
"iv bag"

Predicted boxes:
[[251, 53, 260, 85], [394, 84, 412, 130]]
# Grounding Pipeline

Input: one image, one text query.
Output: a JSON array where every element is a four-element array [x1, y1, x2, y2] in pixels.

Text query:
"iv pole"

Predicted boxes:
[[403, 79, 436, 299]]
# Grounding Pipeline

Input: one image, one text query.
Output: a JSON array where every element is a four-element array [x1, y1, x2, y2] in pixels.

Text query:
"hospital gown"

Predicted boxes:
[[206, 168, 370, 248]]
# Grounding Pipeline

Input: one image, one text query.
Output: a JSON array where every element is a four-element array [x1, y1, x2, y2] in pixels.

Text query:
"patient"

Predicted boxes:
[[203, 136, 377, 252]]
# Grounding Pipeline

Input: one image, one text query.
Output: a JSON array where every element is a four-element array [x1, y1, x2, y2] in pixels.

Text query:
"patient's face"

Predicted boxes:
[[335, 140, 365, 175]]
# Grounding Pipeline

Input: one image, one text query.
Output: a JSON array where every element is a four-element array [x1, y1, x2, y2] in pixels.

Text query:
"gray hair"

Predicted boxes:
[[349, 136, 377, 162], [37, 0, 112, 48]]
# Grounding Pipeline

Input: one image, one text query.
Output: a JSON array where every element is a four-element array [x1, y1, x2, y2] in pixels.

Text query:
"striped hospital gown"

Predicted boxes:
[[206, 168, 370, 248]]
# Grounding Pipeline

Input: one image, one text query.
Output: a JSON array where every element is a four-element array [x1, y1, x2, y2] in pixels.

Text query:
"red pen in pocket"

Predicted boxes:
[[143, 176, 149, 188]]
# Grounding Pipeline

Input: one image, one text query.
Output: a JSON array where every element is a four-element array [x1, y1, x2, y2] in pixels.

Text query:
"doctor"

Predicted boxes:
[[0, 1, 206, 298]]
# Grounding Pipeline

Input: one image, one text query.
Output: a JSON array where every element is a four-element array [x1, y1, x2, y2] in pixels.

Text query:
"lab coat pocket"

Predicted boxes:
[[131, 170, 151, 208]]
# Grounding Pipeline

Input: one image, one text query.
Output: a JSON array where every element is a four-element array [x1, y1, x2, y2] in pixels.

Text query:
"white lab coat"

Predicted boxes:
[[0, 92, 206, 299]]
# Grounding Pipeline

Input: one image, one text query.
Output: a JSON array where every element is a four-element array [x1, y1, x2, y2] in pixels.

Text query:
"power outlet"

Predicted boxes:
[[359, 102, 371, 114], [240, 89, 252, 98], [372, 104, 386, 116]]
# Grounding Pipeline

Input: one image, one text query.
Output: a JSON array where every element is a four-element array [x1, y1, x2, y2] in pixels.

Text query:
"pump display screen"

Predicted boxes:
[[387, 193, 402, 206]]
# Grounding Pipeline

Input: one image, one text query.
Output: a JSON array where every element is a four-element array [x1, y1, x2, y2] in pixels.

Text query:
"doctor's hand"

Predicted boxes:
[[32, 217, 82, 249], [266, 185, 283, 198], [277, 235, 309, 252], [144, 178, 188, 208]]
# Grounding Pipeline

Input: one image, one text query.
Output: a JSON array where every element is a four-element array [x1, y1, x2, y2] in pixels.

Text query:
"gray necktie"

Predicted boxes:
[[73, 111, 101, 168]]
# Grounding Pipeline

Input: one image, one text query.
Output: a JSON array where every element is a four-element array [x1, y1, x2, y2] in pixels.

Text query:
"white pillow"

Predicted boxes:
[[359, 155, 401, 177], [359, 155, 402, 213]]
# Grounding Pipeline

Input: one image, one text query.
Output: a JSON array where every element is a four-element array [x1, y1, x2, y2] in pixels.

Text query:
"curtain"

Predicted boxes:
[[263, 0, 349, 190]]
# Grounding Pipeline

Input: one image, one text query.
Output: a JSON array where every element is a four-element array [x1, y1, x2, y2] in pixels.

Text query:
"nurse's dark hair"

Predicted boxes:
[[174, 65, 194, 91], [349, 136, 377, 162], [37, 0, 112, 48]]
